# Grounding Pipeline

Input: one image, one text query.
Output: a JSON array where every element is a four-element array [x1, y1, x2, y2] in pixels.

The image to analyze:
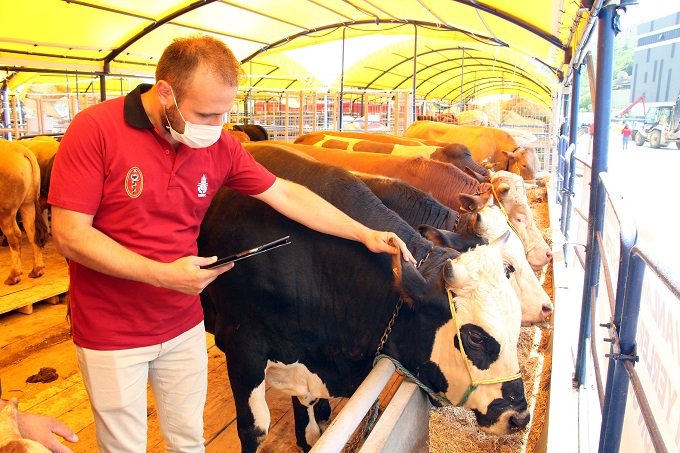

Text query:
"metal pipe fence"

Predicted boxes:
[[558, 144, 674, 452]]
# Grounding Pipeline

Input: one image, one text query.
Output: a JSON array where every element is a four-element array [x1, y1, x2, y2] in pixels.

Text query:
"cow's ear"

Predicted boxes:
[[392, 248, 436, 307], [418, 225, 447, 246], [443, 259, 470, 292], [483, 161, 498, 170], [491, 230, 511, 249], [459, 193, 488, 213], [495, 182, 511, 198], [504, 149, 523, 162], [464, 166, 488, 183], [478, 183, 493, 198]]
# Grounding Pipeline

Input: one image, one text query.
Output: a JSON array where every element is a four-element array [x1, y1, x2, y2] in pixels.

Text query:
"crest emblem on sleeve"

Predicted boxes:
[[125, 167, 144, 198]]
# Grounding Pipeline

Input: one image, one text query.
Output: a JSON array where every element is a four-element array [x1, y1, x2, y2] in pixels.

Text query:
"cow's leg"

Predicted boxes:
[[18, 202, 44, 279], [0, 212, 23, 285], [292, 397, 331, 451], [226, 344, 270, 453], [314, 399, 332, 432], [292, 396, 313, 452]]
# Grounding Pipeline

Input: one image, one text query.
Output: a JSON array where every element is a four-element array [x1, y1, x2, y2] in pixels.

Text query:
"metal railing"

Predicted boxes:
[[557, 141, 674, 452]]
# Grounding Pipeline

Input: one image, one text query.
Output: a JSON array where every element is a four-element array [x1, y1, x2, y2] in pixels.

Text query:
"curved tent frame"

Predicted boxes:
[[1, 0, 597, 104]]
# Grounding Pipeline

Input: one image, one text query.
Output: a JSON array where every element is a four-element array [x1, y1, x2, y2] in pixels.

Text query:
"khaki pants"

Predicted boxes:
[[76, 322, 208, 453]]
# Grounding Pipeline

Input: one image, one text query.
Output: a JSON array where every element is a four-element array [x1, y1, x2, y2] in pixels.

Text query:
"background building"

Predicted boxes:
[[631, 11, 680, 102]]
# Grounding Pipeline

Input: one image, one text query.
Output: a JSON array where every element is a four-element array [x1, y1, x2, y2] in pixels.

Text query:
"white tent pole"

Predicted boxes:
[[338, 27, 346, 130], [412, 24, 417, 122], [460, 49, 464, 109]]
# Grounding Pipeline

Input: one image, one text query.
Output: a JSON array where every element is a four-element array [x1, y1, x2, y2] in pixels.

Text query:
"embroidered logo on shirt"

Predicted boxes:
[[124, 167, 144, 198], [197, 174, 208, 198]]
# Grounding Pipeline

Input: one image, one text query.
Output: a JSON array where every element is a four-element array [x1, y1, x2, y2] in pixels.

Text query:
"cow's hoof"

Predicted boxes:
[[29, 267, 45, 279], [4, 274, 21, 285]]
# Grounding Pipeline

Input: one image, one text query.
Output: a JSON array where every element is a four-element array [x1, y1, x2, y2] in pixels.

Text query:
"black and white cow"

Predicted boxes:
[[355, 173, 553, 327], [198, 145, 529, 452]]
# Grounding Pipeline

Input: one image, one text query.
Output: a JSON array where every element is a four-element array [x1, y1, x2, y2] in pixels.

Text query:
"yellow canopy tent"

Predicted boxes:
[[1, 0, 596, 106]]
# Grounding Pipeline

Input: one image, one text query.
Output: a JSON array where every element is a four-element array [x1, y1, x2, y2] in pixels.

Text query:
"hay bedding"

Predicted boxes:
[[429, 183, 554, 453]]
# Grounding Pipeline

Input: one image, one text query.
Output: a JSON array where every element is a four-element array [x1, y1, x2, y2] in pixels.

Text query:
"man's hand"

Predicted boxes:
[[364, 231, 416, 265], [156, 256, 234, 295], [17, 410, 78, 453]]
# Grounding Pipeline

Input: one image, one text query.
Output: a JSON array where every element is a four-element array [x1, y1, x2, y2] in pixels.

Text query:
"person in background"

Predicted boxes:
[[0, 395, 78, 452], [621, 122, 632, 150], [48, 34, 415, 453]]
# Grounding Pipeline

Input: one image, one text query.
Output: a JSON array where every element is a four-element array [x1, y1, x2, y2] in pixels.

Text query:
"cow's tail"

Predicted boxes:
[[18, 144, 49, 248]]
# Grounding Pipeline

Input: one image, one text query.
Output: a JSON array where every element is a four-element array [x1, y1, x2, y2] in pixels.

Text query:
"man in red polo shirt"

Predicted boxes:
[[48, 35, 414, 453]]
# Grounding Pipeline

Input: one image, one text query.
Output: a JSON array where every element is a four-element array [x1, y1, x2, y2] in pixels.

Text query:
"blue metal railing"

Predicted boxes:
[[556, 135, 569, 205], [558, 150, 672, 452], [554, 1, 676, 450]]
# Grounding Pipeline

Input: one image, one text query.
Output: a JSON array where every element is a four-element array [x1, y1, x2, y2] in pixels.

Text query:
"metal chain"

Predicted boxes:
[[374, 250, 430, 359], [374, 296, 403, 359], [452, 211, 461, 232]]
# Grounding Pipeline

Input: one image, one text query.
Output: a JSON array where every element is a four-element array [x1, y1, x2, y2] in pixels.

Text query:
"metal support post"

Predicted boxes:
[[574, 3, 616, 385]]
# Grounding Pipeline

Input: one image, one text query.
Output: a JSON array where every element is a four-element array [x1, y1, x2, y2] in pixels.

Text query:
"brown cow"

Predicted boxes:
[[404, 121, 538, 181], [256, 141, 551, 270], [265, 142, 480, 213], [0, 139, 48, 285]]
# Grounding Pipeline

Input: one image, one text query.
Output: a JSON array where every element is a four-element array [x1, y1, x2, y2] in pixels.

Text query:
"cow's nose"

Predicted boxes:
[[542, 302, 554, 319], [509, 411, 531, 431], [546, 249, 553, 261]]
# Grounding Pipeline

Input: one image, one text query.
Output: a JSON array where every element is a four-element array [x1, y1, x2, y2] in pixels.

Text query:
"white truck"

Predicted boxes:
[[633, 96, 680, 148]]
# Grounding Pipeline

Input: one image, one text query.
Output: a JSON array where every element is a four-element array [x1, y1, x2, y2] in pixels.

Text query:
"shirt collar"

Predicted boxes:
[[124, 83, 155, 130]]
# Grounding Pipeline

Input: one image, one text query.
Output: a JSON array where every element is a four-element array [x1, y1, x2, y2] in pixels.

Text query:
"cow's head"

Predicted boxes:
[[489, 171, 552, 271], [424, 200, 553, 327], [503, 147, 537, 181], [390, 237, 529, 435], [431, 144, 488, 176]]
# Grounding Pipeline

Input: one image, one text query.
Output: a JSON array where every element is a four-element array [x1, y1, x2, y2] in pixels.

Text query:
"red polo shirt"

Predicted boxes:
[[48, 84, 276, 350]]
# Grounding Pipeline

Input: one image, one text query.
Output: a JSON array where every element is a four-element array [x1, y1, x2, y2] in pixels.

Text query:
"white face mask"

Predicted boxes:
[[165, 88, 223, 148]]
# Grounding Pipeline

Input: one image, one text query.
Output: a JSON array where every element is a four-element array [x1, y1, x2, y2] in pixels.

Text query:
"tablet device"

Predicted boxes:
[[201, 236, 291, 269]]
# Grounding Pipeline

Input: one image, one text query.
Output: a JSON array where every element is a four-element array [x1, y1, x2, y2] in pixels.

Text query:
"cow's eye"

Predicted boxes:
[[467, 331, 484, 348]]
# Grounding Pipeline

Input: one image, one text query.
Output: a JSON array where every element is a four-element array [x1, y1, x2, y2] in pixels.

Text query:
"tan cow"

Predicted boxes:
[[0, 398, 51, 452], [404, 120, 538, 181], [294, 132, 489, 175], [298, 130, 426, 146], [453, 109, 490, 126], [296, 131, 438, 155], [489, 170, 552, 270], [19, 137, 60, 233], [19, 137, 59, 197], [0, 139, 48, 285]]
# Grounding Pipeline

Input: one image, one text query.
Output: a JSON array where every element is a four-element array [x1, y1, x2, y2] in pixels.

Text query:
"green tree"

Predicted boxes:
[[578, 30, 634, 112]]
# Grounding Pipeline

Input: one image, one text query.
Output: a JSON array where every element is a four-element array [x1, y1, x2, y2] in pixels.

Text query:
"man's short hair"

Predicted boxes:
[[155, 34, 243, 100]]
